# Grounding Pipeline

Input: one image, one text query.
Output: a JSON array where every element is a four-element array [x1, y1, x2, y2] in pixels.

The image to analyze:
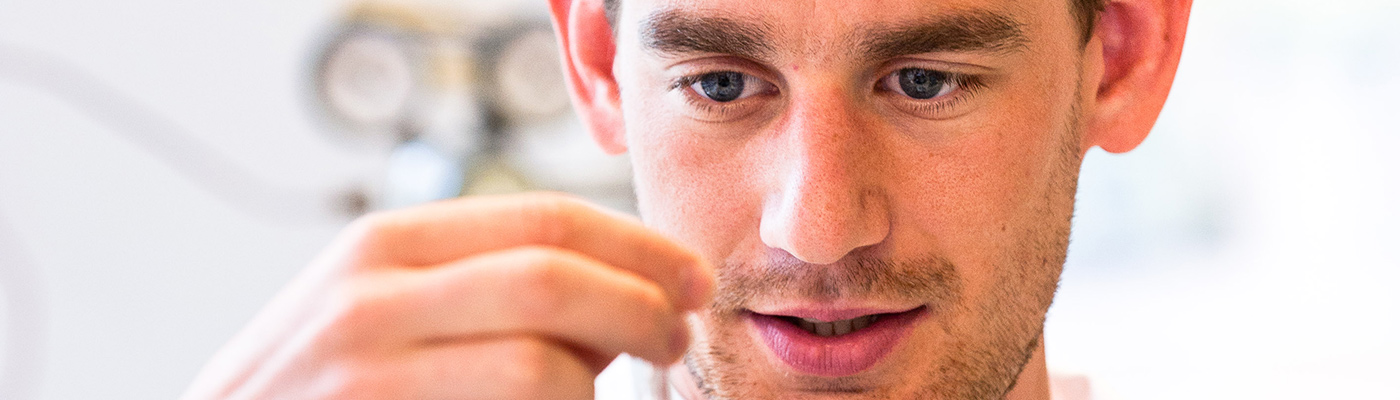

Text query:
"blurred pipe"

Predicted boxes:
[[0, 212, 44, 400], [0, 42, 366, 224]]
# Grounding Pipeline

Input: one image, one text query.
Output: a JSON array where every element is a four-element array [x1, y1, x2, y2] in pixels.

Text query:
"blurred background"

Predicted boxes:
[[0, 0, 1395, 399]]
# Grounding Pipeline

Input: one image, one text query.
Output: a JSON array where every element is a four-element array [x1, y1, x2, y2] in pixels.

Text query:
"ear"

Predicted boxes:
[[1081, 0, 1192, 153], [549, 0, 628, 154]]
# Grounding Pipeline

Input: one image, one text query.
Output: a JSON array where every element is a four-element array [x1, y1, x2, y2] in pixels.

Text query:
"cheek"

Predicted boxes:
[[887, 80, 1073, 272], [624, 97, 765, 261]]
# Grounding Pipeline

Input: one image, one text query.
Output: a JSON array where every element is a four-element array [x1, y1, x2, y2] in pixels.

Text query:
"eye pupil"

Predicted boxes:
[[898, 68, 946, 100], [700, 72, 745, 102]]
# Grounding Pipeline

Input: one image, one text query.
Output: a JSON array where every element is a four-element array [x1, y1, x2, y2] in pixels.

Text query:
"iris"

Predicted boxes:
[[898, 68, 947, 100], [699, 71, 745, 102]]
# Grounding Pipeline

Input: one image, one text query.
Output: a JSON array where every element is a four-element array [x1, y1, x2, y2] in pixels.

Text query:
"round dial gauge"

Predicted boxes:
[[313, 27, 420, 140]]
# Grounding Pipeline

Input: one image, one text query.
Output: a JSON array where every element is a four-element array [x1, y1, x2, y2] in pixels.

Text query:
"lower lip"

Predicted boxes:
[[748, 307, 926, 377]]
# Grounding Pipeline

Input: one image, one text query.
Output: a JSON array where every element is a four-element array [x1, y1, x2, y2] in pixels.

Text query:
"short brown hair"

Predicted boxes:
[[602, 0, 1105, 45]]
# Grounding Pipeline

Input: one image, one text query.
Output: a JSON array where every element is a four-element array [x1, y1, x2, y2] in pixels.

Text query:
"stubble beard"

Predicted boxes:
[[679, 98, 1086, 400]]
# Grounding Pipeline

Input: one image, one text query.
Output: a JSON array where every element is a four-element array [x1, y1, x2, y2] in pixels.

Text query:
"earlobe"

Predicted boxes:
[[550, 0, 629, 154], [1082, 0, 1192, 154]]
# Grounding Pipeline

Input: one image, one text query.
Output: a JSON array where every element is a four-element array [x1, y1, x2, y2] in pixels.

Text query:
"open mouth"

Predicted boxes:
[[759, 306, 926, 337], [777, 314, 883, 337], [748, 306, 928, 376]]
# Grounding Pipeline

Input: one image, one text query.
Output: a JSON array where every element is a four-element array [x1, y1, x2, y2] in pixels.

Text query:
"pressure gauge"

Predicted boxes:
[[312, 26, 421, 144], [308, 1, 607, 211]]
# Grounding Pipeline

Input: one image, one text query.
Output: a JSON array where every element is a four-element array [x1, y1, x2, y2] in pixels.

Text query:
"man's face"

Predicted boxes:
[[615, 0, 1092, 397]]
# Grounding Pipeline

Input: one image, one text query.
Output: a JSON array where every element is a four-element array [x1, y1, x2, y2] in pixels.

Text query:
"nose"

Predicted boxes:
[[758, 88, 891, 265]]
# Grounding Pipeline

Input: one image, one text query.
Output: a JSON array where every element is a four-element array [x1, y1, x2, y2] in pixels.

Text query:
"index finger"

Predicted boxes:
[[346, 192, 714, 309]]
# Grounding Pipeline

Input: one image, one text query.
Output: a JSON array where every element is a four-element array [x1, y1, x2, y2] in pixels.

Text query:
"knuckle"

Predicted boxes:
[[322, 277, 401, 344], [517, 192, 583, 245], [339, 212, 405, 264], [506, 251, 571, 322], [526, 191, 585, 210]]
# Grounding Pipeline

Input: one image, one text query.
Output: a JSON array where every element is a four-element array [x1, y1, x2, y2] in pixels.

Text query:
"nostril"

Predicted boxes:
[[787, 248, 847, 266]]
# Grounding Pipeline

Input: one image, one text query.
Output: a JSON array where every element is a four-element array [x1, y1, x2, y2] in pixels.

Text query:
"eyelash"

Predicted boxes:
[[667, 68, 986, 120], [668, 74, 765, 120], [667, 75, 705, 91], [878, 71, 986, 117]]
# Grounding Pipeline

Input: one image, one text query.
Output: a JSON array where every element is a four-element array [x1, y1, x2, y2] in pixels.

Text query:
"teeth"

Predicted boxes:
[[794, 315, 880, 337], [852, 316, 870, 330], [833, 319, 853, 335]]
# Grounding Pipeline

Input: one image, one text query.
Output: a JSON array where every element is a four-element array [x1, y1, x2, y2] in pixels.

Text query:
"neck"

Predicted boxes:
[[1006, 342, 1051, 400], [669, 344, 1051, 400]]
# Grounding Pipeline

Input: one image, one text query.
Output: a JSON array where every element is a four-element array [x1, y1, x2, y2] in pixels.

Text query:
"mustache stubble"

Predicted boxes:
[[708, 254, 965, 315]]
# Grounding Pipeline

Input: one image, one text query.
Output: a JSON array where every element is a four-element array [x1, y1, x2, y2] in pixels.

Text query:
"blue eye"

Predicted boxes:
[[695, 71, 745, 102], [687, 71, 774, 103], [887, 68, 957, 100]]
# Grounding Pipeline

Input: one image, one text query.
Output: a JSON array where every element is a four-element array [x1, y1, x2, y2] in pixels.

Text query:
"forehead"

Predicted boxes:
[[620, 0, 1072, 49]]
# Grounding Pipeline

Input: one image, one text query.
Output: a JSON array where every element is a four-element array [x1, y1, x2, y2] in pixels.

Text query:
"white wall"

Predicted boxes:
[[1049, 1, 1400, 397], [0, 1, 376, 399]]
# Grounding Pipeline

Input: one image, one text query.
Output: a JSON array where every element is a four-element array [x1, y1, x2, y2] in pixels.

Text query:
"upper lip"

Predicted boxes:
[[748, 305, 923, 322]]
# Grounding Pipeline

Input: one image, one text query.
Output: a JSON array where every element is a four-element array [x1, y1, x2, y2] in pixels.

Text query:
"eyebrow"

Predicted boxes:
[[856, 11, 1029, 59], [639, 10, 775, 60], [638, 9, 1027, 62]]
